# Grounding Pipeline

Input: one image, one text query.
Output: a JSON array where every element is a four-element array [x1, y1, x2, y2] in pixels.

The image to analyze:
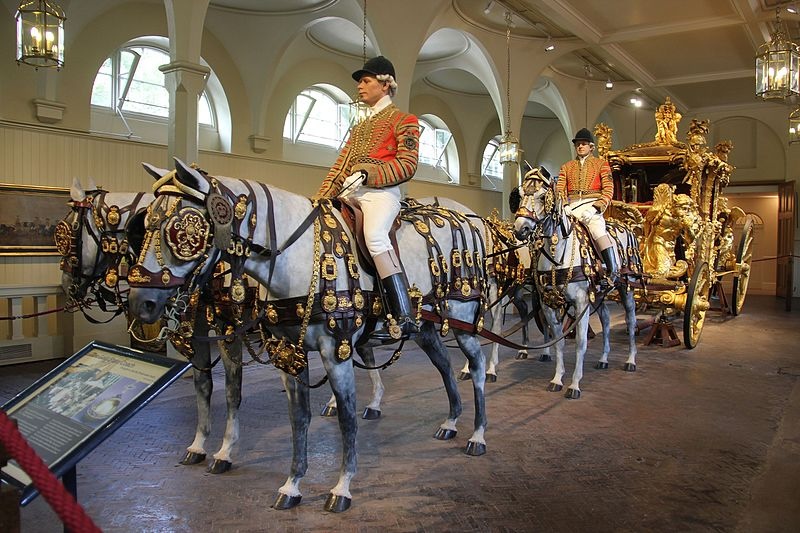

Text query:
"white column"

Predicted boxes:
[[161, 0, 210, 165], [159, 61, 210, 164]]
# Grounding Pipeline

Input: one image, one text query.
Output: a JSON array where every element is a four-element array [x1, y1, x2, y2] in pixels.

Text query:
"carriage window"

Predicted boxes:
[[283, 85, 351, 148], [416, 115, 459, 184], [481, 136, 503, 190], [91, 44, 214, 126]]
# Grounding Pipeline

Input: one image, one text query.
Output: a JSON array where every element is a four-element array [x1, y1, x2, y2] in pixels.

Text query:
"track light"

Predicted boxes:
[[483, 1, 494, 15], [544, 36, 554, 52], [787, 4, 798, 14], [605, 78, 613, 90], [630, 97, 642, 107]]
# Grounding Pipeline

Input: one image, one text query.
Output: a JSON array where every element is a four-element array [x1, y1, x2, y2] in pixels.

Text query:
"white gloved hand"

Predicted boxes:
[[562, 204, 573, 217], [579, 208, 595, 224], [339, 171, 365, 197]]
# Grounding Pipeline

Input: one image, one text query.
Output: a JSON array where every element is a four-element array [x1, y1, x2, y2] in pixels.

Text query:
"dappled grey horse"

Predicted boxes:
[[125, 159, 493, 512], [514, 167, 640, 398]]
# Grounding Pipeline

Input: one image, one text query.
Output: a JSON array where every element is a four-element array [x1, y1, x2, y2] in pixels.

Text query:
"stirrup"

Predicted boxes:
[[371, 315, 418, 342], [601, 272, 620, 289]]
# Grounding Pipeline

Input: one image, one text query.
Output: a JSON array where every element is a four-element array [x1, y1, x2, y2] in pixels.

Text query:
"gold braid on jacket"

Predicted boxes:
[[317, 104, 420, 198], [556, 155, 614, 211]]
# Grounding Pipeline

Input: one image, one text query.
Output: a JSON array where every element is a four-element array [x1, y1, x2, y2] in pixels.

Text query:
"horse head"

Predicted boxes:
[[513, 166, 556, 242], [127, 159, 219, 324], [57, 177, 154, 309]]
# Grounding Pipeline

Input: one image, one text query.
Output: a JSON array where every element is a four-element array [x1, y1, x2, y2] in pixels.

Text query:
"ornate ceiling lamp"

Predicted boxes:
[[755, 9, 799, 99], [15, 0, 65, 70], [499, 11, 520, 164], [789, 106, 800, 144]]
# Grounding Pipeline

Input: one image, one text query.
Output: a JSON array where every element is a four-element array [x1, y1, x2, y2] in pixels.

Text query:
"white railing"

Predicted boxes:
[[0, 285, 73, 366]]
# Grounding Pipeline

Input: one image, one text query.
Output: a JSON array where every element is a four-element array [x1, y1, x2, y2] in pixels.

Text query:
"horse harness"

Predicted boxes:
[[55, 189, 148, 321], [128, 172, 489, 380]]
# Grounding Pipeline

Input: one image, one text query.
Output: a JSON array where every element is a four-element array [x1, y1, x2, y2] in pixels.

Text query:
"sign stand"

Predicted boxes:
[[1, 340, 190, 508]]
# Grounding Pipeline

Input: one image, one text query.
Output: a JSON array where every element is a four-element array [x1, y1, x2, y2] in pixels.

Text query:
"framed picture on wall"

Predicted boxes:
[[0, 183, 71, 256]]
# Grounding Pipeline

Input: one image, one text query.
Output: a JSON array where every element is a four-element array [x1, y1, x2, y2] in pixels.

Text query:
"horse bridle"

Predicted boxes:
[[56, 190, 146, 317], [515, 172, 573, 266]]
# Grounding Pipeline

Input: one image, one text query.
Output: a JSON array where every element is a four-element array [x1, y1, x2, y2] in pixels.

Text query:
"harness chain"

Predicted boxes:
[[134, 172, 491, 377]]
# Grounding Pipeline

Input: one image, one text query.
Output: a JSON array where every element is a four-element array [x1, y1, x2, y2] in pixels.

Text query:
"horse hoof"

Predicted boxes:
[[546, 383, 563, 392], [320, 405, 337, 417], [565, 388, 581, 400], [464, 441, 486, 456], [538, 354, 552, 362], [458, 371, 471, 381], [624, 363, 637, 372], [595, 361, 609, 370], [516, 352, 528, 360], [207, 459, 232, 474], [362, 407, 381, 420], [273, 493, 302, 510], [485, 373, 497, 383], [434, 428, 457, 440], [324, 494, 352, 513], [179, 451, 206, 465]]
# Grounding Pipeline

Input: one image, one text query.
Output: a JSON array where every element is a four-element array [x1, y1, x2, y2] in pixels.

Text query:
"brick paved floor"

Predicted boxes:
[[2, 295, 799, 532]]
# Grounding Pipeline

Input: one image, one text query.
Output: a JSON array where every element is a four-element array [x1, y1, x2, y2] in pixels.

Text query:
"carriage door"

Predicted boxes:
[[777, 181, 795, 311]]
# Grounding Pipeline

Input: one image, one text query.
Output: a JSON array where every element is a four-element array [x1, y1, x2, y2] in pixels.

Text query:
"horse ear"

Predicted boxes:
[[141, 162, 171, 181], [70, 177, 85, 202], [174, 158, 210, 194]]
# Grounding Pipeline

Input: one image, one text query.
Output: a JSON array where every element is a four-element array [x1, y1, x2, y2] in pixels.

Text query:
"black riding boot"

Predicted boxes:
[[600, 247, 620, 286], [372, 273, 418, 341]]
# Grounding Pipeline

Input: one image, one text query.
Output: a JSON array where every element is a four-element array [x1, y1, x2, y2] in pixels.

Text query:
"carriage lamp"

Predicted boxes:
[[15, 0, 65, 70], [789, 106, 800, 144], [755, 9, 799, 99], [499, 11, 520, 164]]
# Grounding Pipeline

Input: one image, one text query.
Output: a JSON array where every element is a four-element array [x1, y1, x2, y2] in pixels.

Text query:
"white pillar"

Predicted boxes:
[[159, 61, 210, 164], [161, 0, 210, 165]]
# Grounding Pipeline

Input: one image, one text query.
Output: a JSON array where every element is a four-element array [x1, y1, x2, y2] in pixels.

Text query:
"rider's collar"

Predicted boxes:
[[371, 95, 392, 115]]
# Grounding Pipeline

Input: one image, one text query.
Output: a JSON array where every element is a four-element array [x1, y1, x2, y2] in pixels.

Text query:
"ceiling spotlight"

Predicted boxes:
[[787, 5, 798, 14], [605, 78, 614, 90], [630, 97, 642, 107], [483, 1, 495, 15], [544, 36, 555, 52]]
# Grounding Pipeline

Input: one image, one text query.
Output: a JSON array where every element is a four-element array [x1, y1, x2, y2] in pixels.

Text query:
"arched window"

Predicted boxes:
[[416, 114, 459, 184], [283, 84, 351, 148], [90, 37, 229, 150], [481, 135, 503, 190]]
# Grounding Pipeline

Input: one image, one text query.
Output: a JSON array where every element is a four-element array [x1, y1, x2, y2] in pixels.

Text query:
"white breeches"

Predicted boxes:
[[569, 199, 607, 241], [351, 185, 401, 256]]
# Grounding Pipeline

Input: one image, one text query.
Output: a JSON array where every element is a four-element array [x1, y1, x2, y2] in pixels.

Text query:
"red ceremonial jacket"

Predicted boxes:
[[317, 104, 419, 197], [556, 155, 614, 210]]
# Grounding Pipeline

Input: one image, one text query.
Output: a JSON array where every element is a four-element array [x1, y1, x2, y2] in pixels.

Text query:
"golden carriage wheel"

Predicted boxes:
[[731, 216, 755, 317], [683, 261, 710, 349]]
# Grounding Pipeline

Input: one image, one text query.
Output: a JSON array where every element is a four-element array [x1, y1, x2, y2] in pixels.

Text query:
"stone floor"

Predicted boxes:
[[2, 295, 800, 532]]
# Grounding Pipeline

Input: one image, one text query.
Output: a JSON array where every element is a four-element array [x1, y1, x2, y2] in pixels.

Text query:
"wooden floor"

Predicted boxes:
[[2, 295, 800, 532]]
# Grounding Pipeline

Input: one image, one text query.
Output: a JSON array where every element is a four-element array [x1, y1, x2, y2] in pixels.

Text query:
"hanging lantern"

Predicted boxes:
[[15, 1, 66, 70], [755, 10, 799, 100], [500, 11, 520, 165], [498, 132, 520, 164], [790, 107, 800, 145]]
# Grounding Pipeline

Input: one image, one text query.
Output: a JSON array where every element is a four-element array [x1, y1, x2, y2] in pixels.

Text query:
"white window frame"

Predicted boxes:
[[481, 135, 504, 190], [283, 84, 351, 149], [417, 115, 459, 184], [91, 40, 216, 135]]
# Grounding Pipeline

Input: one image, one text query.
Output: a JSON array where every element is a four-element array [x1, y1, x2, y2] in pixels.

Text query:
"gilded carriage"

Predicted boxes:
[[599, 98, 755, 348]]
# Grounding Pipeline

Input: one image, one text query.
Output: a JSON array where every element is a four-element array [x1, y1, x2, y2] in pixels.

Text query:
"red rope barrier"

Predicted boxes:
[[0, 411, 101, 533]]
